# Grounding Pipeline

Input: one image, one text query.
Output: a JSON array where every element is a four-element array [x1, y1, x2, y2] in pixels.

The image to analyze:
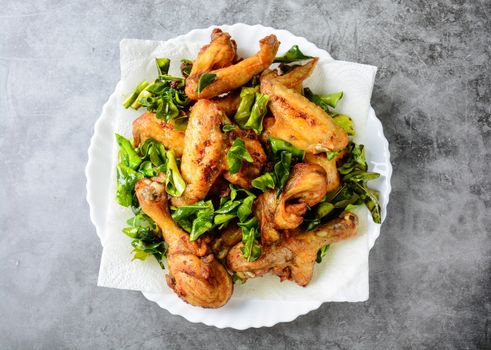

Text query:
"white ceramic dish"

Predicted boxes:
[[86, 24, 392, 329]]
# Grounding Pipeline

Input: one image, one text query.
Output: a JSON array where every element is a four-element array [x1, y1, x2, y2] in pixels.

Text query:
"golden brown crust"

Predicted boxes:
[[132, 112, 185, 156], [135, 177, 233, 308], [227, 213, 358, 286], [186, 34, 280, 100]]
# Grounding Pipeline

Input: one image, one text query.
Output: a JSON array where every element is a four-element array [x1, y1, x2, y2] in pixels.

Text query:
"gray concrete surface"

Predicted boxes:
[[0, 0, 489, 349]]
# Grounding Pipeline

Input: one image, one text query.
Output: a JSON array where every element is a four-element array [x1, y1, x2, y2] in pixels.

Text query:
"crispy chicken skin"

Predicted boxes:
[[304, 153, 341, 193], [188, 28, 237, 77], [186, 34, 280, 100], [171, 100, 225, 207], [275, 163, 328, 229], [211, 224, 243, 260], [254, 190, 281, 245], [254, 163, 328, 244], [211, 90, 241, 117], [260, 77, 349, 153], [223, 128, 267, 189], [262, 57, 319, 92], [227, 213, 358, 286], [135, 177, 233, 308], [132, 112, 185, 156]]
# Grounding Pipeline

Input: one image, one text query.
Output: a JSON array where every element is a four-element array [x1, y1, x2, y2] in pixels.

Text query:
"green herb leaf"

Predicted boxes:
[[116, 164, 143, 207], [122, 212, 167, 268], [316, 245, 330, 263], [239, 218, 261, 262], [180, 59, 193, 77], [155, 58, 170, 76], [326, 150, 341, 161], [226, 138, 254, 174], [190, 202, 215, 241], [237, 194, 256, 222], [268, 136, 305, 159], [234, 86, 258, 128], [273, 151, 292, 195], [123, 80, 150, 109], [243, 93, 269, 134], [274, 45, 313, 63], [115, 134, 142, 169], [195, 73, 217, 94], [251, 172, 276, 192], [333, 114, 355, 136], [221, 124, 237, 133], [304, 88, 344, 111], [165, 150, 186, 197]]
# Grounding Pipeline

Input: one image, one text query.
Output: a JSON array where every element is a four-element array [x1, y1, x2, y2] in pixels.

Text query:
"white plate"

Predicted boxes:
[[86, 24, 392, 329]]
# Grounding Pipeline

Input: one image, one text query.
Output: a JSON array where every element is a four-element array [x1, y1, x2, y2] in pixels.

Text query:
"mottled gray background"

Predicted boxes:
[[0, 0, 489, 349]]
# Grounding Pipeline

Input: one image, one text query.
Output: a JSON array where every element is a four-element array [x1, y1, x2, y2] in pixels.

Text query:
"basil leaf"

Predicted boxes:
[[274, 45, 313, 63], [268, 136, 305, 159], [316, 245, 330, 263], [115, 134, 141, 169], [251, 172, 276, 192], [221, 124, 237, 133], [165, 150, 186, 197], [333, 114, 355, 136], [244, 93, 269, 134], [195, 73, 217, 94], [234, 86, 258, 128], [155, 58, 170, 76], [123, 80, 149, 109], [226, 138, 254, 174], [214, 200, 241, 214]]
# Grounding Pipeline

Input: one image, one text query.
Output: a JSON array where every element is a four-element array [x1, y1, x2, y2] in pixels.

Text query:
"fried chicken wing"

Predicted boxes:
[[227, 213, 358, 286], [211, 224, 243, 260], [274, 163, 328, 229], [262, 57, 318, 93], [211, 90, 241, 117], [171, 100, 225, 207], [305, 153, 341, 192], [132, 112, 185, 156], [260, 77, 349, 153], [223, 129, 267, 189], [135, 177, 233, 308], [254, 190, 281, 244], [189, 28, 237, 77], [186, 35, 280, 100]]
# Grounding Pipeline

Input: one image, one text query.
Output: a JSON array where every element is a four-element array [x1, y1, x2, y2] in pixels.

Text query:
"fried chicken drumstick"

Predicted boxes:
[[135, 177, 233, 308]]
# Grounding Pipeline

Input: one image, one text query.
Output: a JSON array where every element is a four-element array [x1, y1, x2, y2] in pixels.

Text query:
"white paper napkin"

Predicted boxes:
[[98, 36, 377, 302]]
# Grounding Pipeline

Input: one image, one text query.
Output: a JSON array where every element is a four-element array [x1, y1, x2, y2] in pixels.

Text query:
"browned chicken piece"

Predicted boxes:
[[135, 177, 233, 308], [132, 112, 185, 156], [260, 77, 349, 153], [186, 34, 280, 100], [211, 90, 241, 117], [262, 57, 319, 93], [171, 100, 226, 207], [254, 190, 281, 245], [275, 163, 328, 229], [227, 212, 358, 286], [304, 153, 341, 193], [211, 224, 243, 260], [222, 128, 267, 189], [188, 28, 237, 77]]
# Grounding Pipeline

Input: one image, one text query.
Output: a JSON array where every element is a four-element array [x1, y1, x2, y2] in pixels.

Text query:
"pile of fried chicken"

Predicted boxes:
[[132, 29, 358, 308]]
